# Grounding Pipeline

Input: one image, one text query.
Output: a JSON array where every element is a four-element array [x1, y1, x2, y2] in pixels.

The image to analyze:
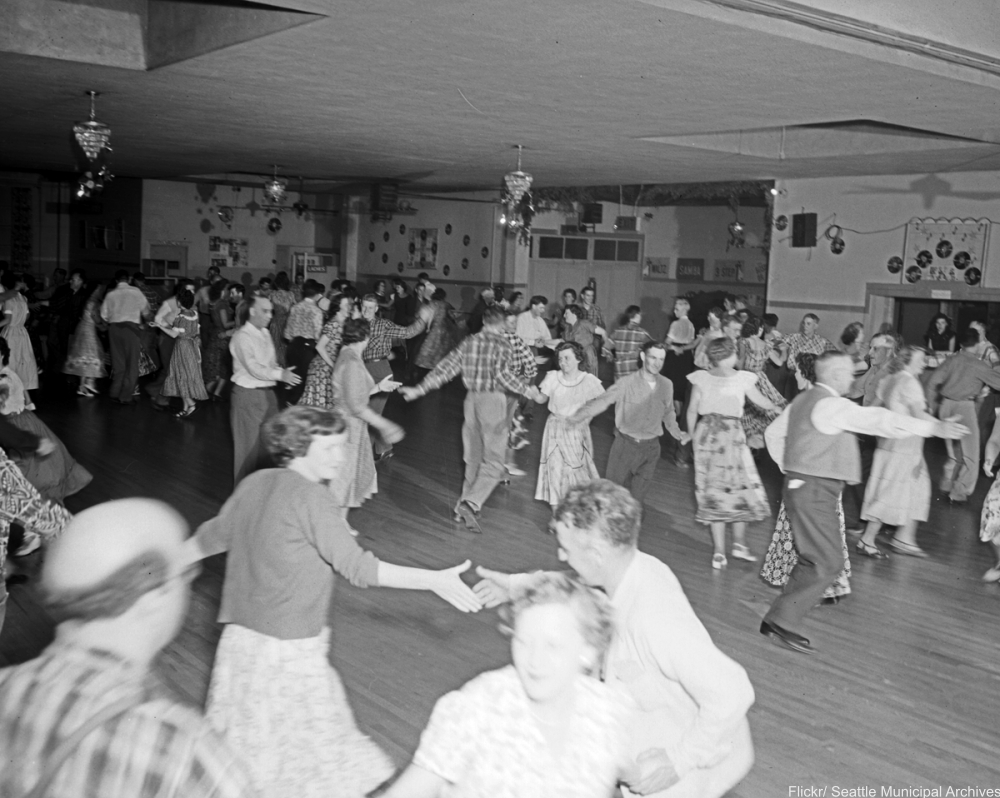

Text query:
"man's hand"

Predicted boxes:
[[985, 458, 995, 478], [36, 438, 56, 457], [936, 415, 970, 440], [626, 748, 680, 795], [399, 386, 420, 402], [567, 411, 589, 426], [379, 420, 405, 445], [426, 560, 482, 613], [472, 566, 512, 608], [280, 368, 301, 386], [678, 431, 692, 445]]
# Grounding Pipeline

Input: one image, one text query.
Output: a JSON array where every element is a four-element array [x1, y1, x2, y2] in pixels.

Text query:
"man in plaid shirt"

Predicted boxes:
[[603, 305, 654, 382], [0, 499, 254, 798], [401, 306, 540, 532], [361, 293, 427, 460], [502, 312, 538, 477]]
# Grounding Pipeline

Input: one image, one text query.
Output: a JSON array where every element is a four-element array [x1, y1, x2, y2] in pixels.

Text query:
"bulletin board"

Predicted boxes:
[[408, 228, 438, 270], [901, 218, 989, 286]]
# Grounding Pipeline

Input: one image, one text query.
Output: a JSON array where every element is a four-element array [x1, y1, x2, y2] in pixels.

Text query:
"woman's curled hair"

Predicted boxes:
[[340, 318, 370, 346], [263, 406, 347, 466]]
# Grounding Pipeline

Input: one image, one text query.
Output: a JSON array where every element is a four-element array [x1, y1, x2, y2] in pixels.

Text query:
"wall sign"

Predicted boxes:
[[676, 258, 704, 281], [209, 236, 248, 269], [642, 257, 671, 280], [409, 228, 438, 270], [902, 218, 989, 285]]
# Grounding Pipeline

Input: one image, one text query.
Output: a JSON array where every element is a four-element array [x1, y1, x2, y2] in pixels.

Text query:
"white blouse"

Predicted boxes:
[[539, 371, 605, 417], [687, 370, 757, 418]]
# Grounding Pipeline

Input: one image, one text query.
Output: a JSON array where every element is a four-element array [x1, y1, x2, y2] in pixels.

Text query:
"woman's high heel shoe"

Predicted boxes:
[[77, 385, 96, 397], [176, 405, 196, 418]]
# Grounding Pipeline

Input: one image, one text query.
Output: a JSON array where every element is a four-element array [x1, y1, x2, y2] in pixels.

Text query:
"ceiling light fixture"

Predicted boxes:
[[499, 145, 534, 244], [263, 165, 288, 206], [73, 91, 112, 161]]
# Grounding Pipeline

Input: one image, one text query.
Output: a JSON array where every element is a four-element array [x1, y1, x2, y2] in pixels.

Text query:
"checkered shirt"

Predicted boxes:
[[0, 641, 254, 798], [503, 330, 537, 381], [785, 333, 834, 375], [364, 316, 426, 362], [580, 302, 605, 329], [417, 329, 528, 396], [605, 323, 654, 381]]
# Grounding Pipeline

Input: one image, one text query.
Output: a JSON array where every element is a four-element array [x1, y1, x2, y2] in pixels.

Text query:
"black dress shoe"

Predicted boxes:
[[819, 596, 839, 606], [759, 620, 814, 654]]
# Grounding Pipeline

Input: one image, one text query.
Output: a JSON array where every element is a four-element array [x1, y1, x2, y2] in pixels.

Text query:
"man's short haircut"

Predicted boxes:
[[673, 298, 690, 309], [803, 313, 820, 323], [530, 295, 548, 308], [43, 549, 172, 622], [114, 269, 130, 282], [707, 306, 724, 320], [814, 350, 849, 382], [229, 283, 246, 297], [131, 271, 145, 283], [70, 268, 86, 281], [553, 479, 641, 549], [362, 293, 379, 305], [302, 280, 322, 299], [263, 406, 347, 466], [961, 328, 981, 349], [580, 286, 595, 298], [482, 305, 506, 327], [641, 339, 666, 355], [706, 337, 736, 365], [208, 265, 221, 275], [763, 313, 779, 328], [624, 305, 641, 321], [245, 294, 262, 311]]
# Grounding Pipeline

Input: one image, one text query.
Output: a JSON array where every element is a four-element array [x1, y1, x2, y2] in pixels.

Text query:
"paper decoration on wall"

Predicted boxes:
[[399, 224, 406, 235], [445, 224, 452, 235], [209, 236, 249, 268], [463, 235, 471, 246], [902, 218, 989, 284], [409, 228, 438, 269], [643, 257, 671, 280], [383, 231, 390, 242]]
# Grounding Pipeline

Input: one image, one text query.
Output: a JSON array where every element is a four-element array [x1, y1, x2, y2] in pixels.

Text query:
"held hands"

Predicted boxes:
[[399, 385, 420, 402], [380, 420, 405, 445], [36, 437, 56, 457], [427, 560, 483, 613], [626, 748, 680, 795], [985, 458, 995, 478], [377, 375, 401, 393], [524, 385, 544, 403], [280, 367, 302, 386], [678, 431, 692, 446], [472, 566, 512, 608], [936, 415, 970, 440]]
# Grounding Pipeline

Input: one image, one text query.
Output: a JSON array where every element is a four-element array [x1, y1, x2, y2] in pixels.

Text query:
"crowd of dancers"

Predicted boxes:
[[0, 263, 997, 796]]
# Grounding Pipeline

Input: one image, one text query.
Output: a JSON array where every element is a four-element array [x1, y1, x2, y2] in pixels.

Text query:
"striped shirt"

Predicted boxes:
[[580, 302, 605, 329], [416, 329, 528, 396], [364, 316, 426, 362], [503, 331, 538, 381], [283, 299, 324, 341], [0, 640, 254, 798]]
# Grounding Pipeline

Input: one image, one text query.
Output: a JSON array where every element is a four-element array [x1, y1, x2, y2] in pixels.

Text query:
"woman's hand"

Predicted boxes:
[[472, 566, 512, 608], [626, 748, 680, 795], [985, 458, 995, 478], [426, 560, 482, 613], [379, 420, 405, 445]]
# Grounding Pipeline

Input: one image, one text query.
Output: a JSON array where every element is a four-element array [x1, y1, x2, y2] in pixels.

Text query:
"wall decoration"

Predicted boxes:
[[267, 218, 282, 234], [293, 252, 332, 274], [399, 224, 406, 235], [381, 253, 388, 264], [676, 258, 703, 281], [397, 262, 404, 273], [463, 235, 470, 246], [461, 258, 469, 269], [383, 231, 390, 242], [368, 241, 376, 252], [902, 218, 989, 283], [211, 257, 228, 271], [643, 257, 671, 280], [445, 224, 452, 235], [887, 256, 903, 274], [209, 236, 249, 268], [443, 265, 450, 276], [409, 228, 438, 269], [481, 246, 489, 258]]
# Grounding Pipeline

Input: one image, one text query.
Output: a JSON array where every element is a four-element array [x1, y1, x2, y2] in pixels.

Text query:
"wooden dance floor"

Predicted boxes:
[[2, 380, 998, 794]]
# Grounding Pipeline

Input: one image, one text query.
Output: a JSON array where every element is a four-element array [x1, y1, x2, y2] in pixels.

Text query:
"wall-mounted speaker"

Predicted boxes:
[[791, 213, 817, 248]]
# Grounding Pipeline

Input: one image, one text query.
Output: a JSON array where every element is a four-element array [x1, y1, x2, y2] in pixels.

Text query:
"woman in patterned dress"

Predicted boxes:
[[760, 353, 852, 602], [299, 294, 353, 409], [195, 406, 481, 798], [203, 281, 234, 400], [330, 319, 402, 516], [1, 338, 92, 504], [63, 282, 107, 396], [415, 289, 460, 376], [0, 272, 38, 393], [737, 316, 786, 449], [162, 292, 208, 418], [980, 414, 1000, 582], [857, 346, 933, 558], [687, 336, 778, 570], [382, 572, 633, 798], [269, 271, 297, 366], [533, 342, 606, 509]]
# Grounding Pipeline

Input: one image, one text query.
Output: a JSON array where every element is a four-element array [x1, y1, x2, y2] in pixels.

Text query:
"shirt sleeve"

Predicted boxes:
[[231, 330, 284, 382], [193, 489, 245, 557], [639, 594, 755, 778], [687, 370, 706, 389], [765, 407, 790, 471], [412, 686, 478, 784], [495, 344, 528, 396], [576, 379, 622, 417], [812, 396, 937, 439], [417, 341, 466, 395], [302, 489, 380, 588]]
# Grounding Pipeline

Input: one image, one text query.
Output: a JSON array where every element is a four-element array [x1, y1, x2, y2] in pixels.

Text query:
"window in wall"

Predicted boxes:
[[617, 240, 639, 262], [564, 237, 588, 260], [538, 237, 563, 259], [593, 239, 617, 261]]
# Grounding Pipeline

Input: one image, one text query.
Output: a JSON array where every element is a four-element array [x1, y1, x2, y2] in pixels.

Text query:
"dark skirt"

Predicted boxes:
[[661, 350, 694, 402], [6, 411, 92, 501]]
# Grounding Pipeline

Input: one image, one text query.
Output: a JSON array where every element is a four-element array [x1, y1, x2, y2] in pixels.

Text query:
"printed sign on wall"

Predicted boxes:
[[642, 257, 671, 280]]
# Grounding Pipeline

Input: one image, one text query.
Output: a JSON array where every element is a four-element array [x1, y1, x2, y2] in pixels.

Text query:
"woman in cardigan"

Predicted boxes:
[[194, 405, 481, 798]]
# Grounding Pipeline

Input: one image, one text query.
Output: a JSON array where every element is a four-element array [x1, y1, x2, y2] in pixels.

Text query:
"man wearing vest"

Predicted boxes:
[[761, 351, 968, 654]]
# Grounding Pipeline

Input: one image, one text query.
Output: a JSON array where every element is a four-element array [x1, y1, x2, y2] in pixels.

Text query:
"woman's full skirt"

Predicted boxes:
[[206, 624, 394, 798], [328, 413, 376, 509], [163, 338, 209, 401], [6, 411, 92, 501], [2, 326, 38, 391], [692, 413, 769, 524], [535, 414, 600, 506], [860, 436, 930, 526]]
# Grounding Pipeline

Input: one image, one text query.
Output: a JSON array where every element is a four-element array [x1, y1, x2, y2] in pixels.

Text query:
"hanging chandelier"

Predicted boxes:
[[73, 91, 112, 161], [263, 165, 288, 205], [499, 145, 534, 244]]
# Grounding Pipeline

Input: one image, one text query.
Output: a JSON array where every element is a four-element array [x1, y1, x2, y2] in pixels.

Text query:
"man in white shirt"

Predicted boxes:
[[515, 295, 558, 416], [763, 351, 967, 654], [229, 296, 301, 484], [100, 270, 151, 404], [474, 480, 755, 798]]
